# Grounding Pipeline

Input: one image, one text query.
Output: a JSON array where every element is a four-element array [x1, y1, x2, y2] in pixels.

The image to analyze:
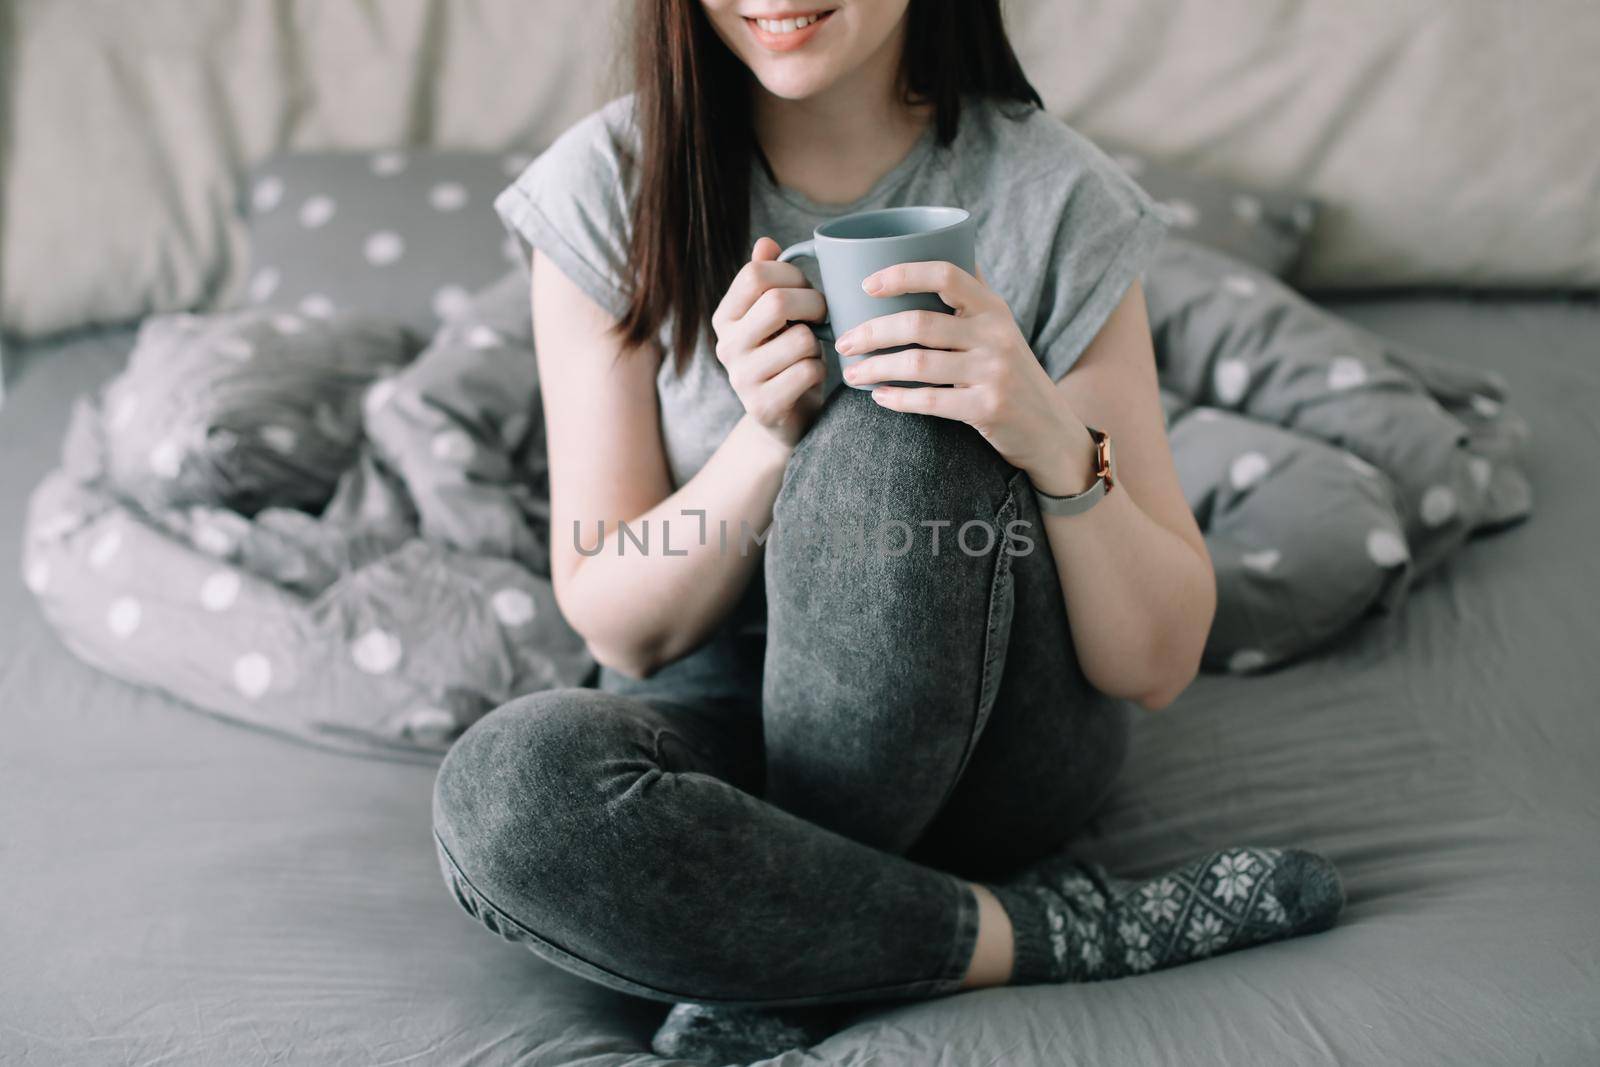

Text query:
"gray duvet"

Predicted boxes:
[[3, 293, 1597, 1065]]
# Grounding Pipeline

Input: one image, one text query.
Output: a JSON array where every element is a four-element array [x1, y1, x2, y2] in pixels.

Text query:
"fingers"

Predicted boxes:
[[861, 260, 988, 312], [714, 250, 811, 327], [734, 285, 827, 348], [749, 352, 826, 425], [727, 323, 820, 388], [834, 308, 967, 355], [845, 347, 974, 387], [869, 384, 986, 422]]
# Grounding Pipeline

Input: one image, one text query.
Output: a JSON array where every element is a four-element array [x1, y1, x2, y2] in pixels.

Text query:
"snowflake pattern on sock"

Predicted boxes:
[[1010, 846, 1342, 982]]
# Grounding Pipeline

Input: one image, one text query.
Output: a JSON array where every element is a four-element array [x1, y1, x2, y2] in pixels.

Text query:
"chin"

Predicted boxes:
[[750, 60, 844, 101]]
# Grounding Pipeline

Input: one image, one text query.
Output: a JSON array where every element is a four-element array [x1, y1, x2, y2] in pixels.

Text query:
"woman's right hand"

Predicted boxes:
[[712, 236, 828, 448]]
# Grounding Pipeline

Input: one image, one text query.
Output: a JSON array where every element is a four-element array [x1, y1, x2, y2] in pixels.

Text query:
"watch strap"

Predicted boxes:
[[1033, 428, 1113, 517]]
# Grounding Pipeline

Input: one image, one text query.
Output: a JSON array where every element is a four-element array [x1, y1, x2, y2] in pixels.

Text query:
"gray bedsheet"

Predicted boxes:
[[3, 293, 1597, 1065]]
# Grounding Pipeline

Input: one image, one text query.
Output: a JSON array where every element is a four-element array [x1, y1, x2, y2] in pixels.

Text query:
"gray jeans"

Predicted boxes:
[[432, 387, 1131, 1007]]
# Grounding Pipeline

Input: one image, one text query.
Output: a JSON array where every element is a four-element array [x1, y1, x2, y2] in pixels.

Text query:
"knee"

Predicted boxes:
[[432, 688, 629, 902], [775, 388, 1017, 554]]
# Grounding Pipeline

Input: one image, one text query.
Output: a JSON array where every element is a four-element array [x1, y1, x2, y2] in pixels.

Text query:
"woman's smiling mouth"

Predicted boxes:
[[744, 9, 835, 52]]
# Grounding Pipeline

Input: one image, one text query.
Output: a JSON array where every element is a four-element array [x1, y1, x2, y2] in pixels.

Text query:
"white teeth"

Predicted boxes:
[[755, 13, 821, 33]]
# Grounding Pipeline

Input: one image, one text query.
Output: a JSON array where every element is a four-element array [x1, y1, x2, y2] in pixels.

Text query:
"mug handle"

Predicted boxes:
[[776, 240, 833, 343]]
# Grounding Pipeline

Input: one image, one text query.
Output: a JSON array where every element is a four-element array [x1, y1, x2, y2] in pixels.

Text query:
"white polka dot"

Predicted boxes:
[[1327, 357, 1368, 391], [260, 425, 298, 455], [1470, 394, 1502, 418], [298, 195, 337, 229], [1232, 194, 1264, 225], [364, 377, 399, 416], [107, 597, 143, 637], [251, 175, 285, 213], [1223, 275, 1259, 298], [1159, 199, 1201, 228], [1344, 453, 1378, 477], [1229, 451, 1271, 491], [491, 588, 537, 627], [1366, 528, 1409, 567], [200, 570, 242, 611], [108, 393, 141, 431], [233, 653, 274, 699], [215, 335, 254, 361], [371, 151, 407, 176], [351, 629, 403, 675], [1214, 358, 1250, 405], [433, 285, 472, 320], [150, 439, 183, 478], [1112, 153, 1146, 177], [89, 527, 123, 570], [24, 559, 50, 594], [1191, 408, 1222, 423], [247, 267, 281, 304], [1241, 548, 1282, 574], [1229, 648, 1270, 673], [405, 706, 458, 741], [431, 429, 476, 464], [1468, 456, 1493, 491], [466, 325, 502, 350], [1420, 485, 1458, 527], [429, 182, 469, 212], [503, 152, 534, 177], [273, 313, 306, 335], [299, 294, 336, 320], [364, 231, 405, 266], [194, 522, 236, 557]]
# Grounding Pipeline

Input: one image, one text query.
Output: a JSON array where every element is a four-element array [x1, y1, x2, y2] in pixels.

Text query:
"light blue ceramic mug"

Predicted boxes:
[[778, 206, 976, 390]]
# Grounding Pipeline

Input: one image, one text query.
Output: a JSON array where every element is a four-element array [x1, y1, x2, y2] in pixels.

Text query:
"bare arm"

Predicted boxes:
[[534, 240, 825, 677], [1034, 284, 1214, 709]]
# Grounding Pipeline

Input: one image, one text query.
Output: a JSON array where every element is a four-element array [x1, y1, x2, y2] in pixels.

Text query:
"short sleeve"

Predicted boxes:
[[1030, 128, 1168, 381], [493, 99, 638, 321]]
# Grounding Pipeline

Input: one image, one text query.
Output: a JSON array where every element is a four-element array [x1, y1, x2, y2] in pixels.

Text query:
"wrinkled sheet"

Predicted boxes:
[[3, 292, 1598, 1065]]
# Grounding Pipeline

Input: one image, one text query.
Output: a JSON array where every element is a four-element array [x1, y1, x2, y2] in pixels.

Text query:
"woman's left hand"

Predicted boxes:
[[835, 261, 1097, 497]]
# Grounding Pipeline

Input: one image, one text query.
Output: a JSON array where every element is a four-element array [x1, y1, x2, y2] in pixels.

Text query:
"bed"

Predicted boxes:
[[3, 291, 1596, 1065]]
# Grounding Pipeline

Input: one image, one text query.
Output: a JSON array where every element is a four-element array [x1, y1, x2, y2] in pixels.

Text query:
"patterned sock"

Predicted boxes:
[[650, 1002, 845, 1064], [988, 847, 1344, 984]]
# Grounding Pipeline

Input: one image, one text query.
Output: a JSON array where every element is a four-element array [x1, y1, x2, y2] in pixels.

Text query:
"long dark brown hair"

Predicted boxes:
[[619, 0, 1042, 369]]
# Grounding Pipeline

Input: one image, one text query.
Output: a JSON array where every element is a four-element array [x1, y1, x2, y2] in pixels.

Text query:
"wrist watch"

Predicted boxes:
[[1033, 427, 1115, 516]]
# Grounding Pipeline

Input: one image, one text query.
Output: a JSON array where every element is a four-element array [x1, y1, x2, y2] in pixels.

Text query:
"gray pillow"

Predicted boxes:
[[242, 151, 536, 338], [1100, 141, 1319, 278], [242, 144, 1316, 345]]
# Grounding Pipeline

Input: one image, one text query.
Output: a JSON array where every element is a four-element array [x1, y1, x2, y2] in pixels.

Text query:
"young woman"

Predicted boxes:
[[435, 1, 1342, 1059]]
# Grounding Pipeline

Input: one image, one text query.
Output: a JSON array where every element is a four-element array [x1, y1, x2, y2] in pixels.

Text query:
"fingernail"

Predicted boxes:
[[835, 334, 856, 354], [862, 275, 882, 294]]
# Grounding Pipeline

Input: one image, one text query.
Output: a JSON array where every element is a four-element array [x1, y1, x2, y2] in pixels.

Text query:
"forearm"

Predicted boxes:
[[559, 414, 792, 676], [1034, 442, 1214, 708]]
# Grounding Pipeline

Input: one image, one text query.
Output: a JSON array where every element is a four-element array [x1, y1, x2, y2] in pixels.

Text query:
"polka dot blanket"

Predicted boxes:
[[20, 239, 1530, 757], [22, 267, 590, 760]]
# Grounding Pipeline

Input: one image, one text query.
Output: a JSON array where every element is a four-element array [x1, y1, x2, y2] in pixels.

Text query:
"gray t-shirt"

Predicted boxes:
[[495, 94, 1165, 489]]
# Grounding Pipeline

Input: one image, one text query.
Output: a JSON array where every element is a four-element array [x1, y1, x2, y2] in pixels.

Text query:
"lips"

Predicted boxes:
[[744, 9, 834, 52]]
